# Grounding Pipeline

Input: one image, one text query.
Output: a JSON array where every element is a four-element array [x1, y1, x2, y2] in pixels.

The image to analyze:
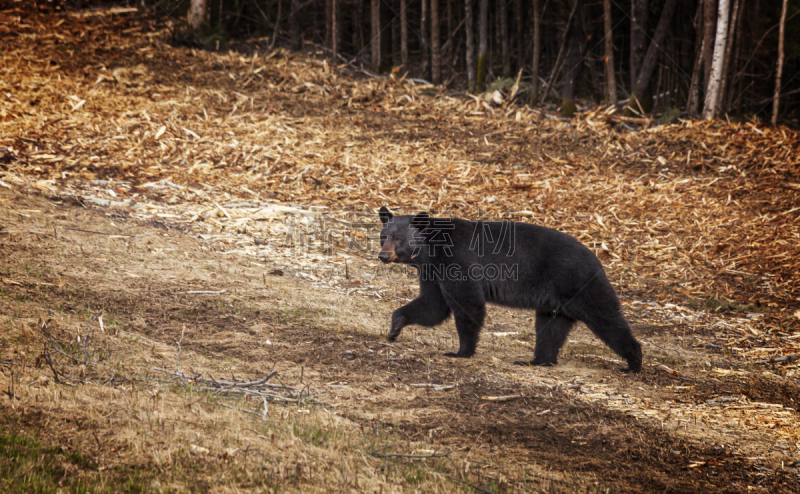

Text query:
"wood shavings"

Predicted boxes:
[[1, 8, 797, 363]]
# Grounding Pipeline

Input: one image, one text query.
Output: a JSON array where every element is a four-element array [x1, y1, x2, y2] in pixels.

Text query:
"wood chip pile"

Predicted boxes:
[[1, 6, 798, 368]]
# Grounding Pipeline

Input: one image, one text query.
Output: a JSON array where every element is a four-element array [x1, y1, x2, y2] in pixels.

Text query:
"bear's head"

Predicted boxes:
[[378, 206, 430, 264]]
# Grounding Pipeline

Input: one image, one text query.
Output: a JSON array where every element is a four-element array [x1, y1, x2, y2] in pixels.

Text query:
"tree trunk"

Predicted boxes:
[[603, 0, 617, 105], [499, 0, 510, 77], [515, 0, 524, 74], [725, 0, 745, 111], [560, 0, 585, 117], [371, 0, 380, 71], [188, 0, 209, 30], [686, 1, 705, 115], [631, 0, 678, 108], [421, 0, 429, 77], [326, 0, 332, 49], [400, 0, 408, 67], [465, 0, 476, 91], [718, 0, 740, 113], [541, 0, 578, 105], [702, 0, 717, 93], [431, 0, 441, 83], [289, 0, 302, 50], [391, 1, 400, 66], [380, 1, 392, 72], [332, 0, 338, 60], [630, 0, 648, 91], [530, 0, 540, 105], [446, 0, 453, 61], [687, 39, 705, 116], [772, 0, 788, 125], [477, 0, 488, 90], [702, 0, 730, 120]]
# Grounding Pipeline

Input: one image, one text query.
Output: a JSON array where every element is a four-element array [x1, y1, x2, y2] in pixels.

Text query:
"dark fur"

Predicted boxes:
[[378, 206, 642, 372]]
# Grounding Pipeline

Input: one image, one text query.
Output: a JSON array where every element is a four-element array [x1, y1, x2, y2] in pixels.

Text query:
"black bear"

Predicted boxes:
[[377, 206, 642, 372]]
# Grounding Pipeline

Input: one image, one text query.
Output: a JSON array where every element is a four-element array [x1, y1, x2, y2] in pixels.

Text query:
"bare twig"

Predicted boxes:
[[46, 343, 110, 370], [152, 368, 325, 406], [642, 338, 686, 363], [370, 451, 452, 459], [217, 402, 265, 417], [753, 353, 800, 364], [442, 474, 496, 494], [65, 227, 127, 236], [176, 326, 185, 375], [410, 383, 455, 391], [82, 322, 92, 362], [43, 352, 63, 384]]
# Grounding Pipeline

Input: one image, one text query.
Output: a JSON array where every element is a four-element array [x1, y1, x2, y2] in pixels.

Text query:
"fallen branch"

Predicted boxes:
[[42, 352, 63, 385], [154, 368, 286, 388], [410, 383, 455, 391], [370, 451, 451, 459], [65, 227, 129, 236], [153, 368, 328, 407], [481, 395, 520, 402], [752, 353, 800, 364], [442, 474, 496, 494]]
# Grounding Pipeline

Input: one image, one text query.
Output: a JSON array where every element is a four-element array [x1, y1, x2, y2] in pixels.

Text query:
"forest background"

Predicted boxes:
[[169, 0, 800, 124]]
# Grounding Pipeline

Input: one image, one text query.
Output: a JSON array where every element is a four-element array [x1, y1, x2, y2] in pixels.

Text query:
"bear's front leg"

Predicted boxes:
[[442, 304, 486, 358], [387, 310, 407, 342], [387, 281, 452, 342]]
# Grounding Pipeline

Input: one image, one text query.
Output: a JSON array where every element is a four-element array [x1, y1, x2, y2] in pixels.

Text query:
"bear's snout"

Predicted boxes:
[[378, 251, 398, 263], [378, 239, 399, 263]]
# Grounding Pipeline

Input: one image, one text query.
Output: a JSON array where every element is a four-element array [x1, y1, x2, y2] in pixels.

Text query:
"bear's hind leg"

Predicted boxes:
[[516, 311, 574, 366], [583, 312, 642, 372]]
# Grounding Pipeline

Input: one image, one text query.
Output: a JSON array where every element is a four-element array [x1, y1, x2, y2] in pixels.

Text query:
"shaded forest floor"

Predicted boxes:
[[1, 4, 800, 493]]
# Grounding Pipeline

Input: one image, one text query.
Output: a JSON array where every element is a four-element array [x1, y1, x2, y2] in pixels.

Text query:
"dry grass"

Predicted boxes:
[[2, 5, 800, 493], [1, 187, 799, 493]]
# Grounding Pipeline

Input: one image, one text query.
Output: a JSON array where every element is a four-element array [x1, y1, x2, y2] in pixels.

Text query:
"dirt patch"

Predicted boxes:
[[1, 189, 799, 492]]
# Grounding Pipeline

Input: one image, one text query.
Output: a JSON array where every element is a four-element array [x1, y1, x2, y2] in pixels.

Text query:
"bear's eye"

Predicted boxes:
[[380, 234, 387, 245]]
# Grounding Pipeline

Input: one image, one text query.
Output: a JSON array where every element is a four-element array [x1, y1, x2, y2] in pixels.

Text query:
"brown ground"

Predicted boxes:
[[2, 4, 800, 494]]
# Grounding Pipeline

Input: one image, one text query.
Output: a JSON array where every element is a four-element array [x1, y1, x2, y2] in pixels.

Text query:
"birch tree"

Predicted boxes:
[[702, 0, 731, 120], [702, 0, 717, 93], [188, 0, 209, 30]]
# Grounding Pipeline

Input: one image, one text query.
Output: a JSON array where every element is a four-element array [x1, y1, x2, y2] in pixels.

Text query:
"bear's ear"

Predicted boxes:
[[379, 206, 393, 224], [411, 212, 430, 229]]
